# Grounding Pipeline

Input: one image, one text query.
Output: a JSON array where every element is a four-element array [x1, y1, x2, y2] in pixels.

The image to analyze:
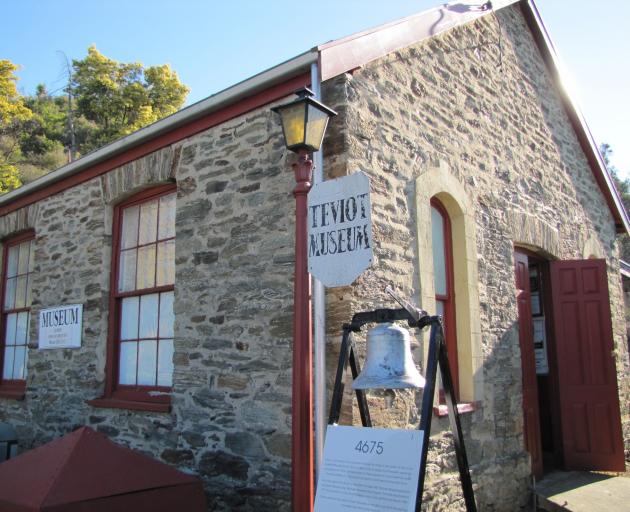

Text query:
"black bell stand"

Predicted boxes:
[[327, 307, 477, 512]]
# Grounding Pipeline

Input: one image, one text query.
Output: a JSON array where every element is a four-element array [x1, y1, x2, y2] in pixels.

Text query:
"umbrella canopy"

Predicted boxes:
[[0, 426, 205, 511]]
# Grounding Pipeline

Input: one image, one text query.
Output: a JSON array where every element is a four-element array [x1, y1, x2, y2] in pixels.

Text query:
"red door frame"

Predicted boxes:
[[514, 249, 544, 478]]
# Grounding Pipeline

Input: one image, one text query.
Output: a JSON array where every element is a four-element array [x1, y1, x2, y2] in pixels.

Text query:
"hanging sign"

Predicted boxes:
[[39, 304, 83, 349], [314, 425, 424, 512], [308, 171, 373, 287]]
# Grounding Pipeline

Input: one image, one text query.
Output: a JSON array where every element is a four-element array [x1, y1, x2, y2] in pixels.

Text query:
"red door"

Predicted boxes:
[[514, 250, 544, 478], [550, 259, 625, 471]]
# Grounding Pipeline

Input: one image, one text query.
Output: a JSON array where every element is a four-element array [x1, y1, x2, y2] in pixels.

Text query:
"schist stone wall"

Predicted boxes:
[[0, 108, 300, 511], [322, 4, 629, 511]]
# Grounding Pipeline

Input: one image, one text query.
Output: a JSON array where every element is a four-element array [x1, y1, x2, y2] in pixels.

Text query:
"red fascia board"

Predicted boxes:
[[520, 0, 629, 235], [0, 72, 310, 218], [318, 1, 513, 81]]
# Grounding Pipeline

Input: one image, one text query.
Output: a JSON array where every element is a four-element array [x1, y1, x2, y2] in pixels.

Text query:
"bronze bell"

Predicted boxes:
[[352, 322, 426, 389]]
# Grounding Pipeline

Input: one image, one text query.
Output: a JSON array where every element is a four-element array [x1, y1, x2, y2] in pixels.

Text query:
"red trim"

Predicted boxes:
[[431, 198, 459, 398], [87, 397, 171, 413], [0, 231, 35, 392], [0, 379, 26, 400], [104, 185, 176, 403], [291, 150, 314, 512], [433, 401, 479, 418], [0, 73, 311, 218]]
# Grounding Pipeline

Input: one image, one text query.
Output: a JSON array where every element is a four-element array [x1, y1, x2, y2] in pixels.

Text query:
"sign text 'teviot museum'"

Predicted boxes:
[[39, 304, 83, 349], [308, 171, 373, 287]]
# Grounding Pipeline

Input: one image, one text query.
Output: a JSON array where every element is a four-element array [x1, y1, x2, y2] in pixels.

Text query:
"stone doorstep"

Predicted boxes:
[[535, 471, 630, 512]]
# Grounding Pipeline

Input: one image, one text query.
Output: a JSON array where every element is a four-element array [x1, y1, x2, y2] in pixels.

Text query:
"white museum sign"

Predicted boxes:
[[308, 171, 373, 287], [314, 425, 424, 512], [39, 304, 83, 349]]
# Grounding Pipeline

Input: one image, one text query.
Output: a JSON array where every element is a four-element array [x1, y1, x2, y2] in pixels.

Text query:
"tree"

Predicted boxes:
[[601, 143, 630, 262], [0, 48, 190, 192], [71, 46, 189, 151], [0, 60, 31, 193]]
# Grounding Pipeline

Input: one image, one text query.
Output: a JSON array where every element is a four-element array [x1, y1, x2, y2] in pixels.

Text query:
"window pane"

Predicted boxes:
[[4, 278, 16, 310], [28, 240, 35, 272], [157, 339, 174, 386], [431, 206, 447, 296], [137, 340, 157, 385], [136, 245, 156, 290], [158, 194, 176, 240], [3, 347, 14, 379], [436, 299, 445, 319], [139, 294, 159, 338], [138, 200, 158, 245], [25, 275, 33, 307], [5, 313, 17, 345], [156, 240, 175, 287], [119, 342, 137, 385], [13, 347, 26, 380], [159, 291, 174, 338], [6, 246, 18, 278], [14, 276, 27, 309], [118, 249, 137, 293], [120, 297, 139, 340], [17, 242, 30, 275], [121, 205, 139, 250], [15, 312, 28, 345]]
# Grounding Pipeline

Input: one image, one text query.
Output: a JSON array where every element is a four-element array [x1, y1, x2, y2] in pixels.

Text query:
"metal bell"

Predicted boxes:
[[352, 322, 426, 389]]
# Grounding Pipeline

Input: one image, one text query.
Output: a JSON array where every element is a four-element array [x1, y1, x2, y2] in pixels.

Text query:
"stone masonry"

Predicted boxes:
[[0, 3, 628, 512], [322, 4, 629, 511]]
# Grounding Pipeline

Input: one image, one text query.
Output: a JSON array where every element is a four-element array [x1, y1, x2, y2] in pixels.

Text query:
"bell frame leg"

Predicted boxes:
[[438, 327, 477, 512], [416, 317, 441, 511]]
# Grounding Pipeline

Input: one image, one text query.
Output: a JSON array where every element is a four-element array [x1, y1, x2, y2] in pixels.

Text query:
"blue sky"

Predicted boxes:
[[3, 0, 629, 177]]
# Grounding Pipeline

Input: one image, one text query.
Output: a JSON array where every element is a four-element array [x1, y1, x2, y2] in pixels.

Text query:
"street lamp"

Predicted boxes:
[[272, 87, 336, 512]]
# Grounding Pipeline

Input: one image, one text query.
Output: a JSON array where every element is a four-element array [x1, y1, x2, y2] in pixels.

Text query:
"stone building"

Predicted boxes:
[[0, 0, 628, 510]]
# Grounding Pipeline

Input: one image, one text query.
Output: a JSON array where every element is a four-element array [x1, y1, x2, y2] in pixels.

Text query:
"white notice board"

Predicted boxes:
[[315, 425, 424, 512], [39, 304, 83, 349]]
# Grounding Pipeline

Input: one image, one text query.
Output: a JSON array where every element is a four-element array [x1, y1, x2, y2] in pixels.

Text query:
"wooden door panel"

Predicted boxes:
[[514, 250, 543, 478], [550, 259, 625, 471]]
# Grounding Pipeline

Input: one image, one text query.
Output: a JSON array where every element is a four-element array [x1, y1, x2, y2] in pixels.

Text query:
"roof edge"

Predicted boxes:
[[521, 0, 630, 235], [318, 0, 519, 81], [0, 50, 317, 207]]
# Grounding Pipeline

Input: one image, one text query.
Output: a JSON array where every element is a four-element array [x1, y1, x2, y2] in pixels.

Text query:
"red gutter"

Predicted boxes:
[[520, 0, 629, 235], [0, 72, 310, 218]]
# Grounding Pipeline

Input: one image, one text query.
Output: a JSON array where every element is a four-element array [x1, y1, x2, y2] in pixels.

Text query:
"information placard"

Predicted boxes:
[[315, 425, 423, 512], [39, 304, 83, 349]]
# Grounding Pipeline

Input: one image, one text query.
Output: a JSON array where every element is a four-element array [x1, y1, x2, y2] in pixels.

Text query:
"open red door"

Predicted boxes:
[[514, 250, 544, 478], [550, 259, 625, 471]]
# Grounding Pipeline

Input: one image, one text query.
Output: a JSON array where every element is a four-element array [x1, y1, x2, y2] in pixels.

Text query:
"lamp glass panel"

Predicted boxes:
[[279, 102, 306, 148], [305, 104, 330, 151]]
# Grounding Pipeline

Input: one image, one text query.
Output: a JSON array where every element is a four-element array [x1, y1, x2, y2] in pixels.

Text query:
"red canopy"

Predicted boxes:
[[0, 426, 205, 512]]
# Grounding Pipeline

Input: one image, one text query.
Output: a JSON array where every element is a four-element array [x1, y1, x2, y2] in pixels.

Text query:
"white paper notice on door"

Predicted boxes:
[[314, 425, 424, 512]]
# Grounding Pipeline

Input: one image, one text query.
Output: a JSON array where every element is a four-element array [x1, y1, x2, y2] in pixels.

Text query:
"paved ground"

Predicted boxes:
[[535, 471, 630, 511]]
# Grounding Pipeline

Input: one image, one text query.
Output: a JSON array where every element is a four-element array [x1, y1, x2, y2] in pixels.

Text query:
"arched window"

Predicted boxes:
[[430, 198, 459, 395], [100, 184, 176, 410]]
